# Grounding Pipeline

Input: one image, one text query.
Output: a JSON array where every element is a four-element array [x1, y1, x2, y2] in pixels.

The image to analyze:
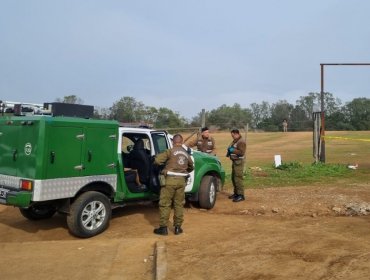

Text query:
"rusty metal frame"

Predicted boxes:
[[320, 63, 370, 162]]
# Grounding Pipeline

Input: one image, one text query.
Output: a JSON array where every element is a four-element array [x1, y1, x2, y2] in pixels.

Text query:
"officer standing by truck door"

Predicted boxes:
[[153, 134, 194, 235], [227, 129, 246, 202], [184, 127, 217, 155]]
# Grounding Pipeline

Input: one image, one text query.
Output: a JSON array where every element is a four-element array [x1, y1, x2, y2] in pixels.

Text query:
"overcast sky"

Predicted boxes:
[[1, 0, 370, 119]]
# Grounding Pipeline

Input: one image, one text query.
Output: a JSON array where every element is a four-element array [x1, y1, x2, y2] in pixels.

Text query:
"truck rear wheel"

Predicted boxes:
[[67, 191, 111, 238], [19, 204, 56, 220], [198, 175, 217, 209]]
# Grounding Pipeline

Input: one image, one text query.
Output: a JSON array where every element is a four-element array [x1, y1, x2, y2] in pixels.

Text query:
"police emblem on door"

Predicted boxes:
[[24, 143, 32, 156]]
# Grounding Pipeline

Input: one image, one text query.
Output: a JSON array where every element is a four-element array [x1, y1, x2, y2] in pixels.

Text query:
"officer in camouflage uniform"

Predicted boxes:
[[184, 127, 217, 155], [227, 129, 246, 202], [153, 134, 194, 235]]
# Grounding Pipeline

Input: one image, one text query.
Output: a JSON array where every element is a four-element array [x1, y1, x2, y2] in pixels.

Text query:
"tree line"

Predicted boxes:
[[58, 93, 370, 131]]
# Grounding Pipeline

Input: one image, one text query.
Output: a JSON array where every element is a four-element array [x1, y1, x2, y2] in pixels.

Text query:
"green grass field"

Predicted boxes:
[[184, 131, 370, 189]]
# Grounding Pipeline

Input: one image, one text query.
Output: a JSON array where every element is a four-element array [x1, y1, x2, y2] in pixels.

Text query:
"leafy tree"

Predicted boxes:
[[104, 96, 188, 128], [109, 97, 146, 123], [56, 95, 83, 104], [250, 101, 270, 128], [296, 92, 341, 120], [53, 94, 370, 132], [326, 110, 354, 130], [257, 118, 277, 131], [323, 92, 342, 116], [93, 107, 111, 119], [190, 111, 203, 127], [154, 107, 186, 128], [296, 92, 317, 120], [143, 106, 159, 125], [207, 103, 252, 130], [289, 105, 311, 131], [344, 97, 370, 130], [270, 100, 294, 131]]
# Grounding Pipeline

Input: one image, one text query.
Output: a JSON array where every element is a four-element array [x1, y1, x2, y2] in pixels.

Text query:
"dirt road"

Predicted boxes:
[[1, 183, 370, 280]]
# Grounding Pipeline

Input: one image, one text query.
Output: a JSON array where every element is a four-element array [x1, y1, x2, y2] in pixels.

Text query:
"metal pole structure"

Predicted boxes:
[[201, 109, 206, 128], [244, 123, 248, 174], [319, 63, 370, 163], [320, 64, 326, 162]]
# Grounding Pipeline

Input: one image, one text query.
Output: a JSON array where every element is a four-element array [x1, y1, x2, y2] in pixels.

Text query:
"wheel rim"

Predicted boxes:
[[81, 200, 106, 231], [209, 182, 216, 203]]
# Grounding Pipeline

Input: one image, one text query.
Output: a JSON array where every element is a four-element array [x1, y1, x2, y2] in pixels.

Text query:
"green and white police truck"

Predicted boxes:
[[0, 111, 225, 237]]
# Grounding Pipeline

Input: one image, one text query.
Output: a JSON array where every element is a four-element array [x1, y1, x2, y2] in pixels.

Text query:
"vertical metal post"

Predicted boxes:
[[320, 64, 326, 162], [313, 112, 320, 163], [244, 123, 248, 174], [201, 109, 206, 128]]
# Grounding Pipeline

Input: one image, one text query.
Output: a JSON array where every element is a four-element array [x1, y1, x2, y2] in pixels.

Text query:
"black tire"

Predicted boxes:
[[19, 204, 56, 220], [67, 191, 111, 238], [198, 175, 217, 209]]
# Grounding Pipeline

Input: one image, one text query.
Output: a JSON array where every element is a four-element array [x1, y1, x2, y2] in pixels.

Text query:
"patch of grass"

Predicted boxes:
[[214, 131, 370, 190], [242, 162, 355, 188], [275, 161, 302, 170]]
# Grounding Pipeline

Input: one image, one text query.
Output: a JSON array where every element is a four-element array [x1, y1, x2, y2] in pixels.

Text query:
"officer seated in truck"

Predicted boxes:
[[123, 168, 147, 192], [121, 138, 153, 193], [129, 139, 151, 184]]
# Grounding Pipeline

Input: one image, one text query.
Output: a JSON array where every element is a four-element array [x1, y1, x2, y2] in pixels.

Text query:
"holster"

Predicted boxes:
[[159, 174, 166, 187]]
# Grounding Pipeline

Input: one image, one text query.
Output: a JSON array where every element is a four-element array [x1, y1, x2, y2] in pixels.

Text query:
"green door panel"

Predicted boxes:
[[83, 127, 117, 176], [0, 122, 19, 176], [15, 122, 40, 178], [46, 126, 83, 178]]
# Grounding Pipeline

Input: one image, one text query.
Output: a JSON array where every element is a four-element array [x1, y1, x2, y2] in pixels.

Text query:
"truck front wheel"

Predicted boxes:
[[67, 191, 111, 238], [19, 204, 56, 220], [198, 175, 217, 209]]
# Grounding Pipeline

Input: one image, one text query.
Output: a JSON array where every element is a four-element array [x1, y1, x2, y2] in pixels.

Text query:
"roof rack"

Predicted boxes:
[[0, 100, 47, 116], [0, 101, 94, 118]]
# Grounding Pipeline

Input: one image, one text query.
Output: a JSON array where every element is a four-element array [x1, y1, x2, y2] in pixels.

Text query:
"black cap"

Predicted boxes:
[[201, 127, 209, 132]]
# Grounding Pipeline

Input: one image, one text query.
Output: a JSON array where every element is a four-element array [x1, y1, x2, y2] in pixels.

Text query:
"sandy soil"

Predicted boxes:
[[1, 182, 370, 280]]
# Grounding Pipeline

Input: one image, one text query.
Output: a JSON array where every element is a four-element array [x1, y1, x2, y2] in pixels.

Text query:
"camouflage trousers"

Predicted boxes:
[[159, 176, 186, 227], [232, 159, 245, 195]]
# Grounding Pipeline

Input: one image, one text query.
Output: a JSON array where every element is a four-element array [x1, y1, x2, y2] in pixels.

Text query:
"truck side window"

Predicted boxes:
[[152, 133, 169, 154]]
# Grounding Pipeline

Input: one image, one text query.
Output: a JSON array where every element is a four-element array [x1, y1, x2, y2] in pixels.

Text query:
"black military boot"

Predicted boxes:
[[174, 226, 183, 235], [153, 226, 168, 236], [232, 195, 245, 202], [228, 193, 238, 199]]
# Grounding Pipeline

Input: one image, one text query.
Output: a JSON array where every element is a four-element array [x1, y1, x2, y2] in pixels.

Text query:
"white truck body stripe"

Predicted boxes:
[[0, 174, 117, 201]]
